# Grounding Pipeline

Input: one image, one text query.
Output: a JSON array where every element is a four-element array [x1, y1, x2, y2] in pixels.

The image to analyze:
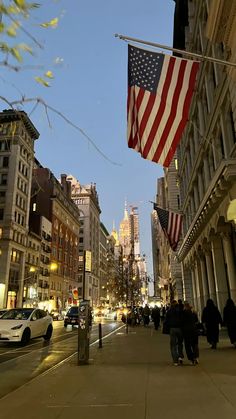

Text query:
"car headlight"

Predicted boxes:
[[11, 324, 23, 330]]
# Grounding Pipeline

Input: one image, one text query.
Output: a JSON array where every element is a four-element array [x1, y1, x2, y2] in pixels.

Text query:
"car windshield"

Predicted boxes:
[[1, 308, 34, 320], [68, 307, 78, 315]]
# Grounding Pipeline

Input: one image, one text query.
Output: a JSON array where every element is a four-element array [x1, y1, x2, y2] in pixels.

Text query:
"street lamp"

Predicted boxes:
[[23, 266, 38, 307]]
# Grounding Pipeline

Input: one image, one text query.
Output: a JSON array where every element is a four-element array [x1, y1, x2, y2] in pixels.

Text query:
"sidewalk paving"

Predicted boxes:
[[1, 324, 236, 419]]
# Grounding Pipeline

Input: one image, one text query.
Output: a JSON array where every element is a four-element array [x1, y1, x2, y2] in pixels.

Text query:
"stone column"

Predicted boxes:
[[203, 156, 210, 186], [0, 243, 12, 308], [199, 251, 209, 305], [222, 232, 236, 301], [190, 266, 198, 313], [198, 171, 204, 202], [181, 263, 193, 305], [194, 258, 204, 316], [204, 245, 217, 304], [211, 234, 229, 312], [189, 135, 194, 166], [197, 100, 205, 137], [193, 184, 199, 211]]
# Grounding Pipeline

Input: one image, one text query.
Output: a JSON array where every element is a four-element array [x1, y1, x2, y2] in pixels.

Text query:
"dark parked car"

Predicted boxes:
[[0, 309, 8, 318], [64, 306, 79, 327], [64, 306, 93, 328]]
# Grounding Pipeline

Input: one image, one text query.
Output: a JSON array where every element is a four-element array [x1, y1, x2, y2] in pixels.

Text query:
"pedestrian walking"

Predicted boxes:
[[165, 300, 184, 365], [160, 305, 166, 323], [151, 305, 160, 330], [223, 298, 236, 348], [182, 302, 199, 365], [143, 304, 151, 326], [178, 299, 184, 312], [202, 299, 222, 349]]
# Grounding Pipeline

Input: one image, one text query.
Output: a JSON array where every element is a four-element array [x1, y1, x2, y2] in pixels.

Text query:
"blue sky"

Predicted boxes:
[[1, 0, 175, 275]]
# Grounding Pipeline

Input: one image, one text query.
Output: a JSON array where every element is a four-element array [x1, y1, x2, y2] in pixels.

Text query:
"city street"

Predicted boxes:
[[0, 319, 121, 399]]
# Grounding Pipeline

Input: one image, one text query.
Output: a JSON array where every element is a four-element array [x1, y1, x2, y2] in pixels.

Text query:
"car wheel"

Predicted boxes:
[[21, 328, 31, 346], [44, 324, 53, 341]]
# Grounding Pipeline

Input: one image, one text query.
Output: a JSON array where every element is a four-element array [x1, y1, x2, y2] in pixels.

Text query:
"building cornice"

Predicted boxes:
[[177, 158, 236, 261]]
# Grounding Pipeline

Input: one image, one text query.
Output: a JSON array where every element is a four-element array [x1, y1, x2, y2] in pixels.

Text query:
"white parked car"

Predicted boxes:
[[0, 308, 53, 345]]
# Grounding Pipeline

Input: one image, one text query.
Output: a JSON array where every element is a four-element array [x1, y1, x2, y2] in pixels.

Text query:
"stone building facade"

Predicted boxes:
[[0, 110, 39, 308], [174, 0, 236, 315], [31, 168, 80, 309]]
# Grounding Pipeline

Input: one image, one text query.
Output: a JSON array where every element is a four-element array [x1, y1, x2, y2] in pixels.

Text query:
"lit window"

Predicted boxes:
[[12, 250, 17, 262], [33, 203, 37, 212]]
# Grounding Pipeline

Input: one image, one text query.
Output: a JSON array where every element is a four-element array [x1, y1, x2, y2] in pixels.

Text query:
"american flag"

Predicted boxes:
[[127, 45, 199, 167], [154, 204, 182, 251]]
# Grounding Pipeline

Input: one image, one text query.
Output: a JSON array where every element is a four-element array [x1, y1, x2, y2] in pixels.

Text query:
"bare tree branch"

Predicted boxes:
[[2, 96, 122, 166]]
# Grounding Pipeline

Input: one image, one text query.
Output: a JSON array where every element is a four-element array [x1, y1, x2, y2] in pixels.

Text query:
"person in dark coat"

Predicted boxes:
[[178, 299, 184, 312], [143, 304, 151, 326], [165, 300, 184, 365], [202, 299, 222, 349], [151, 305, 160, 330], [182, 302, 199, 365], [223, 298, 236, 347]]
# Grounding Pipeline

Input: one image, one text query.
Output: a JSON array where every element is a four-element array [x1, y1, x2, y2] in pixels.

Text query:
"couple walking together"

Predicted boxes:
[[165, 300, 199, 366]]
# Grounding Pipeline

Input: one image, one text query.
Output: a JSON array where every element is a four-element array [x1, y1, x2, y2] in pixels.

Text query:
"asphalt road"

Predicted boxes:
[[0, 319, 122, 399]]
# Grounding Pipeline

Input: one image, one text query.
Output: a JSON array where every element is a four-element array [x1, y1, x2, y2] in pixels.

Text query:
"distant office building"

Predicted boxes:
[[66, 175, 101, 306], [129, 206, 140, 258], [99, 222, 109, 304]]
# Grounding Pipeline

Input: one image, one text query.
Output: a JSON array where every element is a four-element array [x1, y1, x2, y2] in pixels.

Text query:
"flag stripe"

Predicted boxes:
[[128, 86, 145, 150], [151, 59, 187, 163], [162, 61, 200, 166], [156, 59, 192, 164], [142, 56, 175, 159], [144, 56, 182, 161], [139, 91, 156, 142], [138, 56, 171, 153]]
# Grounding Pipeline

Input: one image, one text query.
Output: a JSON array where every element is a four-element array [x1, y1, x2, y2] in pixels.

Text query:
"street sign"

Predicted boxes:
[[85, 250, 91, 272]]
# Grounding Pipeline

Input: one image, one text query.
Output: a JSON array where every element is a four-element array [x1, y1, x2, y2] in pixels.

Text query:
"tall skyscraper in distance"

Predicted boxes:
[[129, 205, 140, 258], [119, 202, 140, 259], [119, 201, 130, 256]]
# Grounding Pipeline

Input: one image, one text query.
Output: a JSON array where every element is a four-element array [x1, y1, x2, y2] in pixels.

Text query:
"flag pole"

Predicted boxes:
[[114, 33, 236, 69]]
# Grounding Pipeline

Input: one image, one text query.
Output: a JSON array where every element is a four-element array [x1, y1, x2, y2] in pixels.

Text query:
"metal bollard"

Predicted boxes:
[[98, 323, 102, 348]]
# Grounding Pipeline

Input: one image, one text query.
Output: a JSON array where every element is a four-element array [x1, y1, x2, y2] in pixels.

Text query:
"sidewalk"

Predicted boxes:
[[1, 324, 236, 419]]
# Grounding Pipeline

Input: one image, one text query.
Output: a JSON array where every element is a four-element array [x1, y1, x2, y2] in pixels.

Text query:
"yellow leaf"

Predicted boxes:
[[40, 17, 58, 28], [13, 0, 26, 8], [44, 70, 54, 79], [6, 27, 17, 37], [11, 47, 23, 62], [34, 77, 50, 87]]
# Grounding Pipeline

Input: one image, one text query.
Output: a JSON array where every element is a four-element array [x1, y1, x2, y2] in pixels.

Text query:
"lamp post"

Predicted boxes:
[[23, 266, 38, 308]]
